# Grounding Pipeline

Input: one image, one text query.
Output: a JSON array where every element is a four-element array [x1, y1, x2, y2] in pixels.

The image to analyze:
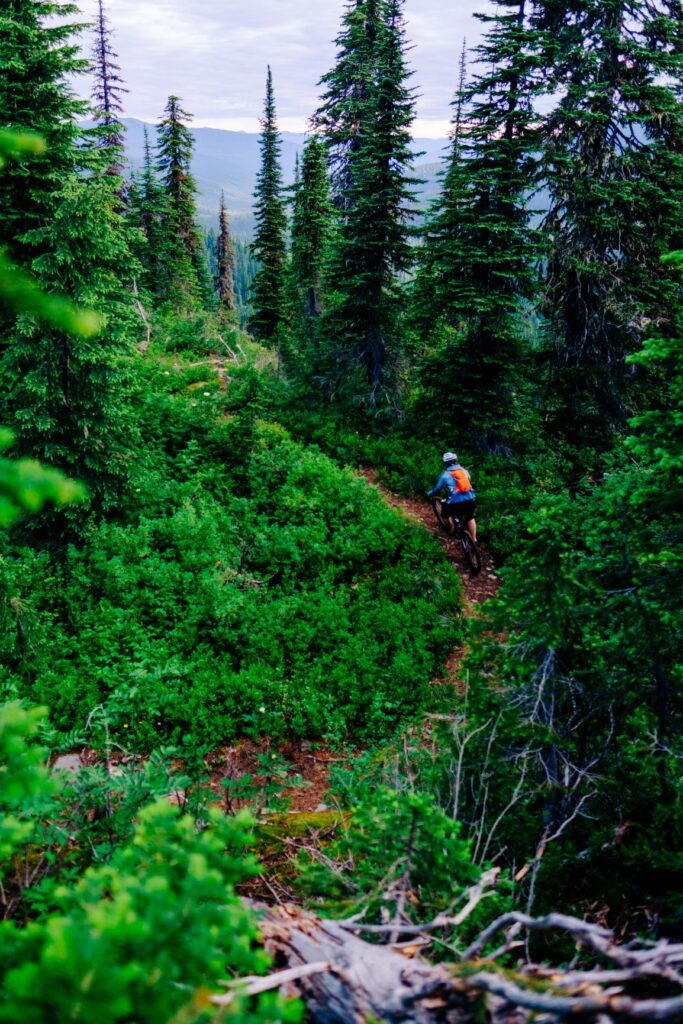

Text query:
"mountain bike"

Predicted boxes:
[[431, 497, 482, 575]]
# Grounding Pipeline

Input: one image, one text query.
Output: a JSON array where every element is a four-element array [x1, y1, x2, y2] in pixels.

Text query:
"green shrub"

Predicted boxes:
[[0, 700, 301, 1023], [0, 361, 463, 744], [297, 784, 511, 956]]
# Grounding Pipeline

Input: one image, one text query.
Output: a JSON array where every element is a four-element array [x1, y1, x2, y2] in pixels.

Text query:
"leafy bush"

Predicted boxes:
[[0, 351, 463, 744], [0, 700, 301, 1024]]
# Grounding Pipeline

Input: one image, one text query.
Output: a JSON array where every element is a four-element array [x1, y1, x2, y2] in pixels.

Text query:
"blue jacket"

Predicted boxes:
[[428, 465, 475, 504]]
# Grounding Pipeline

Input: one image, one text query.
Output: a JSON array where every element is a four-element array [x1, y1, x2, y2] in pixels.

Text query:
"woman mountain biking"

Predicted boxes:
[[427, 451, 478, 543]]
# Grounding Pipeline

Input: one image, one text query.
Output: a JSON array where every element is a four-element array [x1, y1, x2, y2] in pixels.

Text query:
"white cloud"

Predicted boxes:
[[75, 0, 491, 128]]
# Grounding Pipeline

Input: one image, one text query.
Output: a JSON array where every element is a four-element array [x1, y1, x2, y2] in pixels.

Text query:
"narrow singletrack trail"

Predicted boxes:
[[359, 469, 501, 689], [359, 468, 500, 607]]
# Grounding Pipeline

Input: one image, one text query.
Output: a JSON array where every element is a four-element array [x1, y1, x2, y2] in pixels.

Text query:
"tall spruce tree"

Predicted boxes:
[[90, 0, 127, 173], [410, 40, 469, 333], [233, 239, 258, 313], [286, 136, 333, 377], [317, 0, 417, 399], [0, 0, 137, 507], [127, 126, 168, 296], [156, 95, 205, 305], [215, 192, 236, 313], [0, 0, 88, 257], [314, 0, 381, 210], [531, 0, 683, 450], [290, 136, 332, 323], [249, 67, 288, 342], [413, 4, 543, 452]]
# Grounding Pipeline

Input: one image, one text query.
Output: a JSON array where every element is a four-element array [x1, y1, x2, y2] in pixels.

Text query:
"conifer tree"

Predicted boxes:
[[0, 0, 88, 257], [156, 95, 204, 304], [0, 0, 137, 507], [90, 0, 127, 173], [318, 0, 417, 397], [314, 0, 381, 209], [127, 127, 167, 296], [249, 67, 288, 342], [292, 151, 300, 194], [215, 192, 236, 313], [531, 0, 683, 449], [234, 239, 258, 313], [290, 136, 332, 324], [410, 39, 468, 330], [413, 4, 543, 452]]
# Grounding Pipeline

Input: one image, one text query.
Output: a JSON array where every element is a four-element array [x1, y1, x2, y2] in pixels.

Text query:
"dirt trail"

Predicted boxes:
[[359, 469, 500, 691], [222, 472, 502, 809], [359, 469, 500, 608]]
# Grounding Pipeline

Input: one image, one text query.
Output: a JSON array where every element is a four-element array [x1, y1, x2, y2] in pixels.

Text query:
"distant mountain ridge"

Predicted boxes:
[[115, 118, 449, 238]]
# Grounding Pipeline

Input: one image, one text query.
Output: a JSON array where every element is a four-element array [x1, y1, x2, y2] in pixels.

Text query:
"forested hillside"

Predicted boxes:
[[111, 116, 448, 231], [0, 0, 681, 1022]]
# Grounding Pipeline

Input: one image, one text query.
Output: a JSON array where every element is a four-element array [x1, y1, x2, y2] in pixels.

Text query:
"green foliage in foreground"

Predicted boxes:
[[0, 430, 85, 528], [0, 130, 102, 340], [0, 703, 300, 1024], [0, 130, 89, 528], [0, 249, 102, 339], [0, 350, 462, 745]]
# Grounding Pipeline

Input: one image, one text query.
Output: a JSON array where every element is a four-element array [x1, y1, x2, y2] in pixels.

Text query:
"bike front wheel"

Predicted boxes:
[[432, 498, 454, 535]]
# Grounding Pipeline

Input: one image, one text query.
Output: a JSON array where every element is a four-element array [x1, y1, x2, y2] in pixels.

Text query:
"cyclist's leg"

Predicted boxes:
[[468, 517, 477, 543], [443, 501, 457, 533], [457, 500, 477, 543]]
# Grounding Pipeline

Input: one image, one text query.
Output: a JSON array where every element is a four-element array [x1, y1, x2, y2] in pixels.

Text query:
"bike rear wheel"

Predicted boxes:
[[460, 531, 482, 575]]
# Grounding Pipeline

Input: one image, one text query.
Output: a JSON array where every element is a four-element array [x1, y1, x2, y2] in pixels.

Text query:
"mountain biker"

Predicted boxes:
[[428, 452, 478, 543]]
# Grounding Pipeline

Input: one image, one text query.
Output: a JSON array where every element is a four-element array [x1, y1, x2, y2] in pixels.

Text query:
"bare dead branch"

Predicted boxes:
[[240, 903, 683, 1024], [339, 868, 501, 939], [457, 970, 683, 1021], [211, 961, 333, 1005]]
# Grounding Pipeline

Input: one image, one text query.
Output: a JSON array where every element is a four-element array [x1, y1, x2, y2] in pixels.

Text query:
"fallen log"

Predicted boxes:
[[214, 904, 683, 1024], [248, 903, 473, 1024]]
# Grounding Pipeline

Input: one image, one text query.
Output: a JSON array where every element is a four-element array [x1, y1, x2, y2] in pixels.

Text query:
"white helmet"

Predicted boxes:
[[442, 451, 458, 464]]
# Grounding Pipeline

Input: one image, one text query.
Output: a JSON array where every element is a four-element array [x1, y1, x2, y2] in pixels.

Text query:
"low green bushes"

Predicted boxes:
[[0, 347, 462, 745], [0, 702, 300, 1024]]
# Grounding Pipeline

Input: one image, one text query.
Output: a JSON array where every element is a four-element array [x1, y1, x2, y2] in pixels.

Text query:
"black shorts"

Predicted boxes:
[[444, 499, 476, 523]]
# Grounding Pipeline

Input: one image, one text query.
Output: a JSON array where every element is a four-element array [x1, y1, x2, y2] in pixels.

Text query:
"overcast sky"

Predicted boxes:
[[73, 0, 493, 138]]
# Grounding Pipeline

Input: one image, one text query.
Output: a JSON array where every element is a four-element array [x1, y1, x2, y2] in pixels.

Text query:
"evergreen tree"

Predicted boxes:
[[0, 0, 138, 507], [233, 238, 258, 317], [215, 192, 236, 313], [318, 0, 417, 398], [127, 126, 168, 296], [290, 136, 332, 324], [292, 151, 300, 196], [314, 0, 381, 210], [453, 301, 683, 918], [90, 0, 127, 173], [532, 0, 683, 450], [249, 67, 288, 342], [0, 0, 88, 257], [413, 4, 543, 453], [156, 95, 204, 305], [204, 226, 217, 283], [410, 40, 469, 334]]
